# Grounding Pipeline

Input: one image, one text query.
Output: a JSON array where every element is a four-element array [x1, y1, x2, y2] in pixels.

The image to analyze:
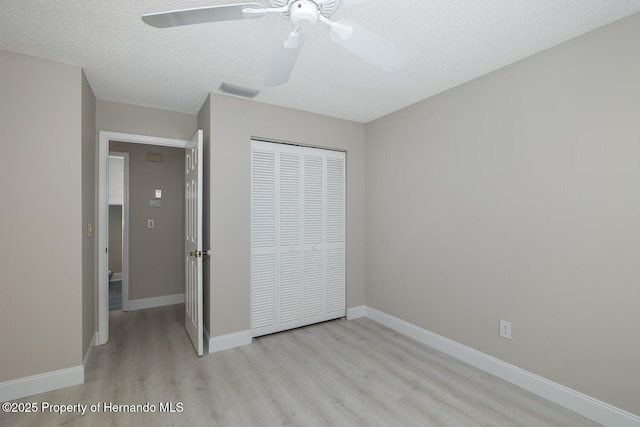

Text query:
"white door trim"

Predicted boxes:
[[97, 131, 190, 345]]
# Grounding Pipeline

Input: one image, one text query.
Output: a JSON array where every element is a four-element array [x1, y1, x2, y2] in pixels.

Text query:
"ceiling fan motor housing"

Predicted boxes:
[[270, 0, 341, 21], [291, 1, 319, 27]]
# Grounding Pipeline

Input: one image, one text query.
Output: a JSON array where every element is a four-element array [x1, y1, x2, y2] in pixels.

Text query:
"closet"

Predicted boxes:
[[251, 139, 346, 337]]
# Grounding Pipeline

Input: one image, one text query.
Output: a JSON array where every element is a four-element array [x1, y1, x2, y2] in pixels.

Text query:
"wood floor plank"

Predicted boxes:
[[0, 304, 600, 426]]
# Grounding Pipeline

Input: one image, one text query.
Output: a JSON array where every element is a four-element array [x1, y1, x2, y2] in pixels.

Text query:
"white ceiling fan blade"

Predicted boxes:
[[142, 3, 267, 28], [329, 19, 410, 73], [265, 32, 306, 87]]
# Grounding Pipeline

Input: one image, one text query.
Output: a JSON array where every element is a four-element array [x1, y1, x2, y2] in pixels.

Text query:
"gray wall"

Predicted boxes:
[[109, 142, 185, 300], [96, 100, 197, 141], [0, 51, 84, 381], [365, 13, 640, 415], [202, 94, 366, 337]]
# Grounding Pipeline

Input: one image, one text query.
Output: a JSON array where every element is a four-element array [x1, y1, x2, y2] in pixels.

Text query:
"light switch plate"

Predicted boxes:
[[155, 189, 162, 199], [148, 219, 155, 229]]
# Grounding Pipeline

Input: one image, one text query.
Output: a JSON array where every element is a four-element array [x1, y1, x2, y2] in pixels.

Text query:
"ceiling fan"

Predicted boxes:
[[142, 0, 410, 87]]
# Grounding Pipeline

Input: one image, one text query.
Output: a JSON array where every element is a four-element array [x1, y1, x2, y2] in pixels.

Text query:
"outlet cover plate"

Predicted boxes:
[[500, 320, 512, 340]]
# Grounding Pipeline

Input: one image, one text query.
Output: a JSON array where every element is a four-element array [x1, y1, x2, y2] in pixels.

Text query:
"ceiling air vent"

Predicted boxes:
[[218, 82, 260, 99]]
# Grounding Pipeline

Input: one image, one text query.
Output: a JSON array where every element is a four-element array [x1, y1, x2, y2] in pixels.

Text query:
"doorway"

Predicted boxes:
[[108, 152, 128, 311], [97, 131, 196, 346]]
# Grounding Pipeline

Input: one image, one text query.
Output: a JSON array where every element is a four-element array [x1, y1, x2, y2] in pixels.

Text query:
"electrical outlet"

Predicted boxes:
[[500, 320, 512, 340], [148, 219, 155, 229]]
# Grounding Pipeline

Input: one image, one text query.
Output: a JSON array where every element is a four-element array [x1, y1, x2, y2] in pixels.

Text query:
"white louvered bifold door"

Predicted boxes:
[[251, 141, 278, 336], [108, 156, 124, 205], [251, 140, 345, 337], [277, 144, 304, 331], [325, 149, 346, 318], [302, 147, 326, 324]]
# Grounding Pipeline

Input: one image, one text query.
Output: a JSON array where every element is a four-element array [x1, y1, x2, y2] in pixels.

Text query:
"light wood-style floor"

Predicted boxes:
[[2, 304, 599, 426]]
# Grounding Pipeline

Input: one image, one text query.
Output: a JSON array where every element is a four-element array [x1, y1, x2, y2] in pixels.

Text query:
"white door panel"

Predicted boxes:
[[185, 129, 203, 356]]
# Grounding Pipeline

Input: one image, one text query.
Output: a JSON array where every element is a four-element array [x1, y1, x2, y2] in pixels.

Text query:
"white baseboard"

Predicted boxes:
[[208, 329, 252, 353], [0, 366, 84, 403], [362, 306, 640, 427], [346, 305, 366, 320], [127, 293, 184, 311]]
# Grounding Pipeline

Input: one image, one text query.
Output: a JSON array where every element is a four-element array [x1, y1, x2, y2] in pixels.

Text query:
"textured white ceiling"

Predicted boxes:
[[2, 1, 640, 123]]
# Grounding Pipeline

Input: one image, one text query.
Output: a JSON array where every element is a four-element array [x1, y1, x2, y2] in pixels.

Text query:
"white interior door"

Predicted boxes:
[[185, 129, 203, 356]]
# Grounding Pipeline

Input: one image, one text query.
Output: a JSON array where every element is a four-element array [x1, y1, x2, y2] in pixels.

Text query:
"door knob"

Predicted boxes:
[[189, 250, 211, 258]]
